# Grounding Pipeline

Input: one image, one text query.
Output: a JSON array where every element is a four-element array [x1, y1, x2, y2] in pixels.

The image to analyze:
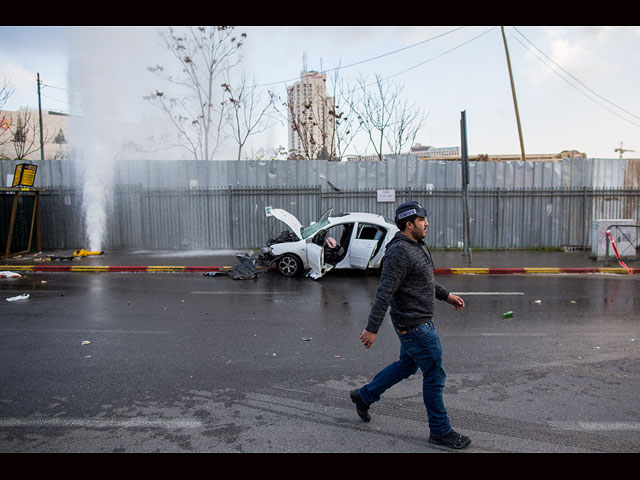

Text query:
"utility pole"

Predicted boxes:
[[460, 110, 472, 263], [501, 27, 526, 161], [37, 73, 44, 161]]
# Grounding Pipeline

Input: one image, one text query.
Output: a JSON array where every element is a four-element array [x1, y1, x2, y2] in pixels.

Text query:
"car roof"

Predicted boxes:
[[327, 212, 392, 225]]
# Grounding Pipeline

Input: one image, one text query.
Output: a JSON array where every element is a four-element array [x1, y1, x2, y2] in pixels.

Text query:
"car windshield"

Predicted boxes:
[[300, 208, 334, 239], [301, 218, 330, 239]]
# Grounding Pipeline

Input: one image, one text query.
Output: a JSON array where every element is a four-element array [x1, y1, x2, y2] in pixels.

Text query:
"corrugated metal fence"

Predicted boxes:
[[3, 156, 640, 190], [35, 186, 640, 251]]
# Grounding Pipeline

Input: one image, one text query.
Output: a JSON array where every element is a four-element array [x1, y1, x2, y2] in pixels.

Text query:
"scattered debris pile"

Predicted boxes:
[[203, 253, 261, 280]]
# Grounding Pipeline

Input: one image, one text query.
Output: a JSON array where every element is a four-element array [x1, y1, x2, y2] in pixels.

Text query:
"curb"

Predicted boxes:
[[0, 265, 231, 273], [434, 267, 636, 275], [0, 265, 636, 274]]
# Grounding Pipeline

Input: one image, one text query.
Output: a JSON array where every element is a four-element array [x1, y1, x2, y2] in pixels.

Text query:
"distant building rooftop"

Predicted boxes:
[[410, 144, 587, 161]]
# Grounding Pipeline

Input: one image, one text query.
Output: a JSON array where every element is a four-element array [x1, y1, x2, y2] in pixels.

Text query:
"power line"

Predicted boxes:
[[270, 27, 497, 116], [509, 26, 640, 128], [40, 92, 69, 105], [335, 27, 497, 98], [41, 83, 72, 92], [378, 27, 497, 83], [256, 26, 466, 88]]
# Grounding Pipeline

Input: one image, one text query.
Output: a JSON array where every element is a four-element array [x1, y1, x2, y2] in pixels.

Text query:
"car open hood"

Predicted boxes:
[[267, 208, 304, 240]]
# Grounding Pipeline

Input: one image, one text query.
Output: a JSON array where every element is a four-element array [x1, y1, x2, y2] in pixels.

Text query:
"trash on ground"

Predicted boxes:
[[204, 254, 259, 280], [81, 340, 91, 345], [202, 272, 227, 277], [0, 271, 21, 279], [533, 299, 542, 304], [6, 293, 29, 301], [47, 255, 76, 261], [302, 337, 312, 341], [502, 311, 514, 318]]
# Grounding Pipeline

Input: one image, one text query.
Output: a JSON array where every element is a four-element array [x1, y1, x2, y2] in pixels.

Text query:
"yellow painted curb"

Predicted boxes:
[[146, 266, 186, 272], [449, 268, 490, 274], [70, 266, 109, 272]]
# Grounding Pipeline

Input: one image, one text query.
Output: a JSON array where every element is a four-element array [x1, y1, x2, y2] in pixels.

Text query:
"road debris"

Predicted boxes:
[[6, 293, 29, 302], [0, 271, 21, 279], [502, 311, 514, 318], [81, 340, 91, 345], [203, 254, 260, 280]]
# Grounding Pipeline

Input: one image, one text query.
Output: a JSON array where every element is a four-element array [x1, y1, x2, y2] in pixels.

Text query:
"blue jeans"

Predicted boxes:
[[358, 322, 451, 436]]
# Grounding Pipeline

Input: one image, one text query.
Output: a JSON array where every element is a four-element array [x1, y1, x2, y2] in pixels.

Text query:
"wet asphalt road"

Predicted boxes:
[[1, 269, 639, 453]]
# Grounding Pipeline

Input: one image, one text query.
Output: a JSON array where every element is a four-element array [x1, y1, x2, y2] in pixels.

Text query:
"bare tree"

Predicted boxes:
[[0, 78, 15, 146], [385, 98, 427, 155], [1, 78, 14, 110], [348, 74, 402, 161], [326, 65, 362, 161], [145, 26, 245, 160], [222, 70, 276, 161], [0, 111, 12, 147], [275, 71, 335, 160], [346, 74, 428, 161], [7, 109, 54, 160], [285, 97, 320, 160]]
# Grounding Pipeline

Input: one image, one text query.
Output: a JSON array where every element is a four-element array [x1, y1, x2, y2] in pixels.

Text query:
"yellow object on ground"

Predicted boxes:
[[73, 249, 104, 257]]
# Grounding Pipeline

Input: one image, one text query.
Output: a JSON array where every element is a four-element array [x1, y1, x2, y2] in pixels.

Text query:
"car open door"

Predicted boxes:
[[306, 242, 334, 279], [349, 222, 385, 269], [349, 239, 378, 269]]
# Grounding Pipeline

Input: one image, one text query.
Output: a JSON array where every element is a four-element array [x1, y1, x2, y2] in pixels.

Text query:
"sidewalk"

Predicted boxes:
[[434, 249, 639, 274], [1, 248, 638, 274]]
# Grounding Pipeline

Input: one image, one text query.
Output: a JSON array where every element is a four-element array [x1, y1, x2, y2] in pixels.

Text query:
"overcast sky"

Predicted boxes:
[[1, 25, 639, 160]]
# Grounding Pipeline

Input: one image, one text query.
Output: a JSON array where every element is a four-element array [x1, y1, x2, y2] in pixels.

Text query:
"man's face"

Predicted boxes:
[[408, 216, 428, 241]]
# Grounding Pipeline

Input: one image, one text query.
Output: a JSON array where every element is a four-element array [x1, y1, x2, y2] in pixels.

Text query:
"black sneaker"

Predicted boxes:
[[349, 389, 371, 422], [429, 430, 471, 449]]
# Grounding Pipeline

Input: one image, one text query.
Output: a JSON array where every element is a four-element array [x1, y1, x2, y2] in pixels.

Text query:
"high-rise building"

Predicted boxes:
[[287, 71, 335, 159]]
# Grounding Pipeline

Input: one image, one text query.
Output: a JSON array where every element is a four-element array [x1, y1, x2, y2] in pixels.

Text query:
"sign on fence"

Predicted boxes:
[[376, 189, 396, 202]]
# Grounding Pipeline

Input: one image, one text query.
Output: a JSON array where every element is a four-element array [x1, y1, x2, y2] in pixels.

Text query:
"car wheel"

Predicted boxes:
[[276, 254, 302, 277]]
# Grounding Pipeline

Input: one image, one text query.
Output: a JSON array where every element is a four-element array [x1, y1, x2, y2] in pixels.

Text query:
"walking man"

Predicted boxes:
[[350, 200, 471, 449]]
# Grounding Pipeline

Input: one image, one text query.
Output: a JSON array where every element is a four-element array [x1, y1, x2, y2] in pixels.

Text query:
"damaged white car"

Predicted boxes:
[[260, 207, 399, 279]]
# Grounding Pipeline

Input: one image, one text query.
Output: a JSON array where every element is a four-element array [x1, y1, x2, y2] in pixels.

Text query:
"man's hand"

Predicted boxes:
[[360, 329, 377, 349], [446, 293, 465, 310]]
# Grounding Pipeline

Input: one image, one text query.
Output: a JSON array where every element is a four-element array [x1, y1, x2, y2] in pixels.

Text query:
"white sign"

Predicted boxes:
[[265, 206, 273, 217], [377, 189, 396, 202]]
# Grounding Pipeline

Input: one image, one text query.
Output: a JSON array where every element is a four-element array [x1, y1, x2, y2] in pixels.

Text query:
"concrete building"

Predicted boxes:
[[0, 109, 69, 161], [287, 71, 335, 159]]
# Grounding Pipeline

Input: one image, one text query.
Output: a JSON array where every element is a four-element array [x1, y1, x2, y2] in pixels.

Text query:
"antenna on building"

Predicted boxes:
[[302, 52, 308, 72]]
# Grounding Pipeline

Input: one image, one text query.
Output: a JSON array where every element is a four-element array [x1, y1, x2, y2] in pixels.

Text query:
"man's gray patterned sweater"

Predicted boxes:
[[365, 232, 450, 334]]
